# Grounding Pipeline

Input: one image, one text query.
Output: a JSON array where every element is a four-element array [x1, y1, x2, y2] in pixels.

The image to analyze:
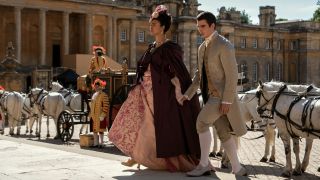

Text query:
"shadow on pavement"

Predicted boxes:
[[244, 164, 319, 180]]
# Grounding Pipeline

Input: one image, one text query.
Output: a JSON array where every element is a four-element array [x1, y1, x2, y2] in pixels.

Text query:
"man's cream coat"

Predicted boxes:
[[184, 32, 247, 136]]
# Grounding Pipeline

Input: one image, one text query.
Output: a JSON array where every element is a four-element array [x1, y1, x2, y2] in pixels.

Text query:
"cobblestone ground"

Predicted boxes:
[[2, 117, 320, 179], [210, 130, 320, 180]]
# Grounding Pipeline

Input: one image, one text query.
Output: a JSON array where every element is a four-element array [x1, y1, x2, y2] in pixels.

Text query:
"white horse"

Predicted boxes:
[[0, 91, 24, 135], [239, 90, 277, 163], [29, 88, 66, 138], [256, 81, 320, 177], [0, 90, 8, 134], [21, 93, 39, 135], [51, 82, 89, 134]]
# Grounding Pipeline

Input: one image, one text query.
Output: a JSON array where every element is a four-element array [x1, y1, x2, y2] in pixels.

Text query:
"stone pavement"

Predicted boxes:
[[0, 119, 319, 180]]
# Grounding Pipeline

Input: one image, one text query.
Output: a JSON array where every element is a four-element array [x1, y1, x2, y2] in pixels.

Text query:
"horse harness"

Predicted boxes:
[[256, 84, 320, 138], [58, 88, 77, 110], [22, 96, 38, 120], [30, 89, 48, 113], [0, 91, 9, 112]]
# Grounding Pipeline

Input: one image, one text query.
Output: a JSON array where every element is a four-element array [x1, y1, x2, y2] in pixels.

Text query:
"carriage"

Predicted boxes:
[[56, 64, 135, 142]]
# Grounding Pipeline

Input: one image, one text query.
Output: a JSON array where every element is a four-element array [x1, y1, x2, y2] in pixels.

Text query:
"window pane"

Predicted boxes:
[[120, 29, 127, 41], [138, 31, 144, 42]]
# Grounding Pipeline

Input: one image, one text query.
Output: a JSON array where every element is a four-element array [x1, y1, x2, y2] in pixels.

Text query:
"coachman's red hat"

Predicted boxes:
[[92, 46, 106, 55]]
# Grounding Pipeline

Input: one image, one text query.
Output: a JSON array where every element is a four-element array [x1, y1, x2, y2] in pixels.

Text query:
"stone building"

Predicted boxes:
[[0, 0, 200, 76], [0, 1, 319, 91], [218, 6, 320, 90]]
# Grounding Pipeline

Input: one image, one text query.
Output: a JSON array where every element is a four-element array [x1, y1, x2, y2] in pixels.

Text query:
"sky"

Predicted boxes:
[[198, 0, 320, 24]]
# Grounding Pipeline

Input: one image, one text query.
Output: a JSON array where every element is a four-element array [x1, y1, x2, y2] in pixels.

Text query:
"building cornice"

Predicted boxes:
[[0, 0, 142, 17]]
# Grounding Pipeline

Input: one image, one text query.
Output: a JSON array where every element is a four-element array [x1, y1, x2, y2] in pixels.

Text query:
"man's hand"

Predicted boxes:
[[99, 116, 104, 121], [178, 95, 188, 106], [219, 103, 231, 114]]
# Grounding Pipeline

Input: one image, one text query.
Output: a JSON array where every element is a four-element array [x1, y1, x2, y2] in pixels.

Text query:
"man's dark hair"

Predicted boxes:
[[197, 11, 217, 27]]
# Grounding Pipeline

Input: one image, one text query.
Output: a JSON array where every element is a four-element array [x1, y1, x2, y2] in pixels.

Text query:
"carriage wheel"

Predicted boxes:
[[108, 84, 132, 130], [57, 110, 74, 142]]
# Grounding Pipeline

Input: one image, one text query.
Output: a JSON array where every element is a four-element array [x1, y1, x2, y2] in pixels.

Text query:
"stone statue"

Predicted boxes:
[[6, 41, 15, 58], [181, 0, 199, 16]]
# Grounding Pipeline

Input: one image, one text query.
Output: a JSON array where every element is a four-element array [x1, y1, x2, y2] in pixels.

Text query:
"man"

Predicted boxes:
[[180, 12, 247, 176], [86, 46, 107, 90], [89, 78, 109, 148], [88, 46, 107, 73]]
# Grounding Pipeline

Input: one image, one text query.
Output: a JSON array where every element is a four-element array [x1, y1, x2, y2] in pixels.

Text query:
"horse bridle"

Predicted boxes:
[[256, 84, 287, 119], [29, 89, 46, 106]]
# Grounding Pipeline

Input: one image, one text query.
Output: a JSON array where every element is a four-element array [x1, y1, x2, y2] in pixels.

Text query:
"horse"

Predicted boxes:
[[0, 91, 24, 135], [50, 82, 89, 134], [239, 90, 277, 163], [21, 93, 39, 135], [29, 88, 66, 139], [0, 90, 8, 134], [256, 81, 320, 177]]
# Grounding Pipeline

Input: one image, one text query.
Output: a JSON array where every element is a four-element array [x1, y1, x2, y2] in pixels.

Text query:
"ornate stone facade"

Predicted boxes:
[[0, 0, 199, 72], [0, 1, 319, 91], [218, 6, 320, 90]]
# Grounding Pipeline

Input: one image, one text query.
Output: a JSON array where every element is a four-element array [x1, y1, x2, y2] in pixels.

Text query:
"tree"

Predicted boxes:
[[312, 7, 320, 22], [276, 18, 288, 22], [225, 7, 252, 24], [240, 10, 252, 24]]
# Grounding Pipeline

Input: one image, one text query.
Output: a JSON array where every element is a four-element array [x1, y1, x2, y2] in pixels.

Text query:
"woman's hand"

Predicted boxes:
[[175, 88, 184, 105]]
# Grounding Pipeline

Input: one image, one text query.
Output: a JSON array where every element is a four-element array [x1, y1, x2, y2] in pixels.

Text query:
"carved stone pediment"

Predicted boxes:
[[1, 42, 21, 72]]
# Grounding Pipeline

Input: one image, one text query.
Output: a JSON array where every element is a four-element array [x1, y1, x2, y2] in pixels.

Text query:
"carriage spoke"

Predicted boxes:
[[57, 111, 74, 142]]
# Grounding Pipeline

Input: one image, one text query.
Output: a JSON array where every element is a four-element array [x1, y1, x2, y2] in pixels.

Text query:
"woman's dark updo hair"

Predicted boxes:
[[150, 5, 172, 33], [153, 11, 171, 33]]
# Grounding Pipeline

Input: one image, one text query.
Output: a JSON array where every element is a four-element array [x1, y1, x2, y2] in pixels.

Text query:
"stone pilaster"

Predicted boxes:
[[86, 13, 93, 54], [107, 16, 113, 58], [14, 7, 22, 62], [39, 9, 46, 65], [112, 17, 118, 61], [178, 29, 191, 71], [63, 11, 70, 55], [190, 30, 198, 76], [130, 19, 136, 68]]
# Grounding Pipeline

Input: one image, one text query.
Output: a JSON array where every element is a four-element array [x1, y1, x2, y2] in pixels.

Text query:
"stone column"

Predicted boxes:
[[190, 30, 198, 75], [86, 13, 93, 54], [107, 16, 113, 58], [63, 11, 70, 55], [39, 9, 46, 65], [112, 17, 118, 61], [130, 19, 136, 68], [178, 29, 191, 71], [14, 7, 22, 62]]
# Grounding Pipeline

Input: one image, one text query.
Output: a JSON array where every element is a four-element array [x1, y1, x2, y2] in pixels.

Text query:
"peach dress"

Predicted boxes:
[[108, 66, 197, 171]]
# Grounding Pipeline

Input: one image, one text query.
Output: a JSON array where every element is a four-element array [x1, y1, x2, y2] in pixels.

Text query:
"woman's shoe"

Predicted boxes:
[[121, 158, 137, 167]]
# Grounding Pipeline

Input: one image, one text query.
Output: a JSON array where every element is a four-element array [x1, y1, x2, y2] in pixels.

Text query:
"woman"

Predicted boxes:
[[108, 5, 200, 172]]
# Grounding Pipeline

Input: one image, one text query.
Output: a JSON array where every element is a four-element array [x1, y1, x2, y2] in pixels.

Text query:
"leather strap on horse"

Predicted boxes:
[[270, 84, 287, 118], [305, 97, 320, 135], [275, 96, 320, 138], [285, 95, 303, 138]]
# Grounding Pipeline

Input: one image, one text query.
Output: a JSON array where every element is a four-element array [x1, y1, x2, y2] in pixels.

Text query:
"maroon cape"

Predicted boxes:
[[137, 41, 201, 158]]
